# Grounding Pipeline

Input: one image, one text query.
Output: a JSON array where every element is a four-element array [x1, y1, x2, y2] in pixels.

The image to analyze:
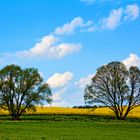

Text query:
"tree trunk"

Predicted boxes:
[[11, 113, 21, 120], [122, 107, 130, 120], [114, 110, 125, 120], [114, 110, 120, 120]]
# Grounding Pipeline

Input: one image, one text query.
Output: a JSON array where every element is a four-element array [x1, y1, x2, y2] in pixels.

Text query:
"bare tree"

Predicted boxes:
[[84, 62, 140, 120], [0, 65, 52, 120]]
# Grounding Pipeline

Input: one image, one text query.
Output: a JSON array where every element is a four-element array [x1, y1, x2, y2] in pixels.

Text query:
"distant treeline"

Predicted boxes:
[[73, 105, 108, 108], [73, 105, 97, 108]]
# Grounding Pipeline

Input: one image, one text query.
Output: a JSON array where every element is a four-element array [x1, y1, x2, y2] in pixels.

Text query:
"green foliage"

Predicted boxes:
[[84, 61, 140, 120], [0, 64, 52, 120]]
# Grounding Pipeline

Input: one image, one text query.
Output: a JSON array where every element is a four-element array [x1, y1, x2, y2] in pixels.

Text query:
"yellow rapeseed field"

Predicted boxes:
[[0, 106, 140, 118]]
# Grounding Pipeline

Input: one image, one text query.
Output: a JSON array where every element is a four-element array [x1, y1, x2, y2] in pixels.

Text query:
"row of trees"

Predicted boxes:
[[0, 62, 140, 120]]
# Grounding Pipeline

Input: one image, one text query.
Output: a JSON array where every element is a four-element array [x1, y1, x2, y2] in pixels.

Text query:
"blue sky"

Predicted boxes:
[[0, 0, 140, 107]]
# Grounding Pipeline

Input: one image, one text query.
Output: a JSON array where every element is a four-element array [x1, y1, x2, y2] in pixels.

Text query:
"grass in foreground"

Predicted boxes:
[[0, 115, 140, 140]]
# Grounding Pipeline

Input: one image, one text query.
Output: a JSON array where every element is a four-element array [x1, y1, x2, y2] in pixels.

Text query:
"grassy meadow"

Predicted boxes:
[[0, 106, 140, 140], [0, 117, 140, 140]]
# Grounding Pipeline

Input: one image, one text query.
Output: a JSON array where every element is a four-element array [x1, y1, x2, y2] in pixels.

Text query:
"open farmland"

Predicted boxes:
[[1, 106, 140, 118]]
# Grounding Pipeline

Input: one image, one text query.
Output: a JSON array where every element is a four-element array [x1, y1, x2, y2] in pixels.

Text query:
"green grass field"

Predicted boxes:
[[0, 115, 140, 140]]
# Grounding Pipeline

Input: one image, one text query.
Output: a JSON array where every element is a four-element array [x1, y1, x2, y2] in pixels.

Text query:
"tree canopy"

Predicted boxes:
[[84, 61, 140, 120], [0, 64, 52, 120]]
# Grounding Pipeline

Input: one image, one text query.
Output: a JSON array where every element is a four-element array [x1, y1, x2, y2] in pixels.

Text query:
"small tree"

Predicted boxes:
[[0, 64, 52, 120], [84, 62, 140, 120]]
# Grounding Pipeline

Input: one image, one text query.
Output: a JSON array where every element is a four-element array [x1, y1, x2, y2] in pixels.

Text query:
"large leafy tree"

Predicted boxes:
[[84, 62, 140, 120], [0, 65, 52, 120]]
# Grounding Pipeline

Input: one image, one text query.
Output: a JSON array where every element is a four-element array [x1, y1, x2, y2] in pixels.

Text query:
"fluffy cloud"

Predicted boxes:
[[100, 4, 139, 30], [75, 74, 94, 89], [125, 4, 139, 20], [47, 71, 73, 88], [17, 35, 81, 59], [101, 8, 123, 30], [54, 17, 93, 35], [123, 53, 140, 68], [47, 72, 74, 107]]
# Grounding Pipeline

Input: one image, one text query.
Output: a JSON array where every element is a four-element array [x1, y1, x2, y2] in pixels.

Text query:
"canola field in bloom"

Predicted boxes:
[[0, 106, 140, 118]]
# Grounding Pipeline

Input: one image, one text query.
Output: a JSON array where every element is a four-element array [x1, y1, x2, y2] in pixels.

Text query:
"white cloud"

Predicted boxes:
[[47, 43, 81, 58], [47, 71, 73, 88], [75, 74, 94, 89], [16, 35, 81, 59], [125, 4, 139, 20], [123, 53, 140, 68], [100, 4, 139, 30], [54, 17, 93, 35], [100, 8, 123, 30]]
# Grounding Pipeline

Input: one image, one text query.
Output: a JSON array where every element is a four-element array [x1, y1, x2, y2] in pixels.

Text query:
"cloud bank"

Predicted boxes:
[[17, 35, 81, 59]]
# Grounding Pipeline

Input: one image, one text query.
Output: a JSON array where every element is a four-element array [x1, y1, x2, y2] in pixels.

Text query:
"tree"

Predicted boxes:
[[0, 64, 52, 120], [84, 62, 140, 120]]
